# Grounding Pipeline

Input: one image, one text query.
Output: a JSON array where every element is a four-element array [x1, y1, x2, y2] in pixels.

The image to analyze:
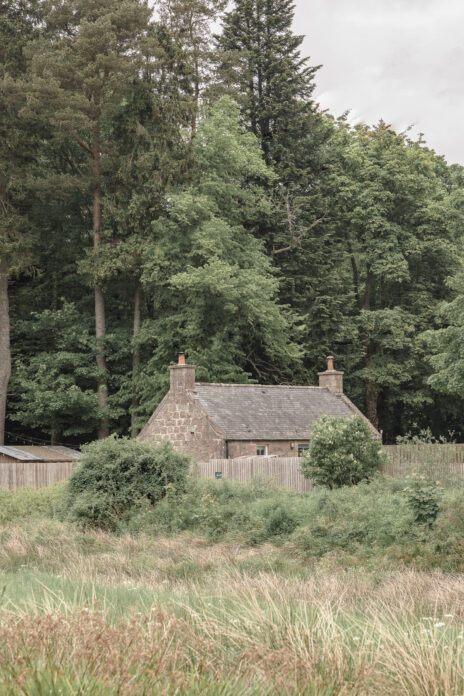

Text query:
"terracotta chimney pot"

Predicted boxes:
[[318, 354, 344, 395], [170, 353, 195, 392]]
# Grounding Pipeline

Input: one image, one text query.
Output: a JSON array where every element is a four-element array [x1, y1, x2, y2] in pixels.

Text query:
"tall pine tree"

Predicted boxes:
[[216, 0, 320, 175], [0, 0, 43, 444], [27, 0, 156, 438]]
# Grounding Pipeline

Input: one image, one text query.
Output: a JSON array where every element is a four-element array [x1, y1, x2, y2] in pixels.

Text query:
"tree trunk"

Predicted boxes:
[[130, 282, 141, 439], [0, 258, 11, 445], [362, 266, 379, 428], [95, 282, 109, 439], [365, 376, 379, 431], [92, 126, 109, 439]]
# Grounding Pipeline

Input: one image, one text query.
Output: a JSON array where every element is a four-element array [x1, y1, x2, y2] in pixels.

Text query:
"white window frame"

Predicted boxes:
[[256, 445, 268, 456]]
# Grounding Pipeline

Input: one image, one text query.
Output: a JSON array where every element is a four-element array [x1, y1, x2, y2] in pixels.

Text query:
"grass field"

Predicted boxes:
[[1, 479, 464, 694]]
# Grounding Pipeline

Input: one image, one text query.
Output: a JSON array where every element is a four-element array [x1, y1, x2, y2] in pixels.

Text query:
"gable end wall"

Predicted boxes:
[[138, 391, 226, 461]]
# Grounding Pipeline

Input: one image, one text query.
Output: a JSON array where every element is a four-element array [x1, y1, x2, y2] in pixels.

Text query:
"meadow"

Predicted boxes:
[[1, 476, 464, 694]]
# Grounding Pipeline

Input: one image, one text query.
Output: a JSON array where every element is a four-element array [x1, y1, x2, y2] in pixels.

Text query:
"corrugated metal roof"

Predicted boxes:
[[47, 446, 81, 460], [0, 446, 43, 461], [193, 384, 357, 440], [16, 446, 76, 462], [0, 445, 80, 462]]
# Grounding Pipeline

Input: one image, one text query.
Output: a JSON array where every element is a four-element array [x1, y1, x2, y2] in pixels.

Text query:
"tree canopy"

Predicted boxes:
[[1, 0, 463, 446]]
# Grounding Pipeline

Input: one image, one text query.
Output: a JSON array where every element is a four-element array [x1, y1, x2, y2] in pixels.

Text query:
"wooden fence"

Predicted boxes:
[[195, 444, 464, 492], [3, 444, 464, 492], [382, 444, 464, 482], [196, 457, 314, 492], [0, 461, 74, 489]]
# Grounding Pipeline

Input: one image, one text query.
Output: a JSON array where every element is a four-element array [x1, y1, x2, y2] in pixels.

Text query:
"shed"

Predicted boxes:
[[0, 445, 80, 489]]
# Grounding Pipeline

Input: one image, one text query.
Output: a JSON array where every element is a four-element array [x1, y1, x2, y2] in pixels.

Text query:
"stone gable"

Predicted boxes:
[[138, 389, 226, 462]]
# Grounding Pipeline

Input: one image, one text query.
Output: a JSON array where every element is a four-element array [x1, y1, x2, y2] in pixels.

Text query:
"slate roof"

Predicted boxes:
[[0, 445, 80, 462], [193, 383, 362, 440]]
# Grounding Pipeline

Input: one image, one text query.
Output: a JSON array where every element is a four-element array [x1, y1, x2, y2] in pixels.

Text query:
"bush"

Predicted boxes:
[[291, 476, 415, 557], [301, 415, 386, 488], [65, 436, 190, 529], [265, 505, 297, 538], [404, 475, 442, 527]]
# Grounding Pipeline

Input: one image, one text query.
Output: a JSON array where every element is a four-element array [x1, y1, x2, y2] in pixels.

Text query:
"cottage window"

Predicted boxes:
[[256, 446, 268, 456], [298, 444, 309, 457]]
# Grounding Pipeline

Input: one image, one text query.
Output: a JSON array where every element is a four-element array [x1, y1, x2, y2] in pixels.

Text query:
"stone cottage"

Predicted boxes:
[[138, 354, 380, 461]]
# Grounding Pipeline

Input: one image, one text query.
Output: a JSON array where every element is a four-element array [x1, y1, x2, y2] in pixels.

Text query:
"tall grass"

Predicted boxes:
[[1, 478, 464, 693], [0, 563, 464, 695]]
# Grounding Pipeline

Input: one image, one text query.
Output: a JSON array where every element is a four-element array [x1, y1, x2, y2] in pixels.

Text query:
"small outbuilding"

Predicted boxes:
[[139, 355, 380, 461], [0, 445, 80, 489]]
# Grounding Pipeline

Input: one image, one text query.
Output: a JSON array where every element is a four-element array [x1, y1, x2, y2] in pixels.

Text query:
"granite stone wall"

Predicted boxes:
[[139, 391, 226, 462]]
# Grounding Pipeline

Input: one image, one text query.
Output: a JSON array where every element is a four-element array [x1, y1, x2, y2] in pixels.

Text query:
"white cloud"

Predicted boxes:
[[295, 0, 464, 164]]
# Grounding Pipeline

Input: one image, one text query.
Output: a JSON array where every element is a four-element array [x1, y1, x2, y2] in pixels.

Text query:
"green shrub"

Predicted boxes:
[[65, 436, 190, 529], [291, 476, 415, 556], [265, 505, 297, 538], [404, 475, 442, 527], [0, 483, 66, 523], [301, 415, 386, 488]]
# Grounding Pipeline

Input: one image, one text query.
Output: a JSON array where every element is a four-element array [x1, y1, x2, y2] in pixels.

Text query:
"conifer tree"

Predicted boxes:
[[0, 0, 42, 444], [155, 0, 226, 138], [26, 0, 155, 438], [216, 0, 320, 174]]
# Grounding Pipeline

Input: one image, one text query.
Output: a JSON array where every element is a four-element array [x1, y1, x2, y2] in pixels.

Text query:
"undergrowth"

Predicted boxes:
[[1, 473, 464, 570]]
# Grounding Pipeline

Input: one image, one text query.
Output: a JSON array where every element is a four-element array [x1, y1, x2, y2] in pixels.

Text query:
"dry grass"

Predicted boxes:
[[1, 521, 464, 694]]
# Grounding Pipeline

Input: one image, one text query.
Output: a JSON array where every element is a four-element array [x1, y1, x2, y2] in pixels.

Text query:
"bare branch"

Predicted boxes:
[[272, 216, 326, 256], [70, 129, 92, 155]]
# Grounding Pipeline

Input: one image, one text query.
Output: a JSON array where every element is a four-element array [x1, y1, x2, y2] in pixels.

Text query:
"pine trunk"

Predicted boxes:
[[130, 283, 141, 439], [365, 377, 379, 430], [0, 258, 10, 446], [92, 126, 109, 439], [363, 267, 379, 429]]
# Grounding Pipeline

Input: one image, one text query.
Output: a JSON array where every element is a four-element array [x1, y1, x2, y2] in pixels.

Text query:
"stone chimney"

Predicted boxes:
[[318, 355, 344, 395], [169, 353, 195, 392]]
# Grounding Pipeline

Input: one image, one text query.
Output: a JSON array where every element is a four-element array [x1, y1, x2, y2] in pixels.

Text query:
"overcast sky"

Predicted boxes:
[[294, 0, 464, 165]]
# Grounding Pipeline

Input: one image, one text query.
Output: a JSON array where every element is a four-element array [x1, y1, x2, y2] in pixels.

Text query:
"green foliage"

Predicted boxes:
[[217, 0, 319, 172], [65, 437, 190, 529], [423, 270, 464, 401], [3, 0, 464, 446], [141, 96, 302, 392], [264, 505, 297, 539], [404, 475, 442, 527], [4, 473, 464, 571], [9, 303, 99, 439], [301, 416, 386, 488], [316, 123, 464, 435], [0, 483, 66, 523]]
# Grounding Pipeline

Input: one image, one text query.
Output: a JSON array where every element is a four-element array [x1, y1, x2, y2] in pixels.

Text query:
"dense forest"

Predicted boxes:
[[1, 0, 464, 447]]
